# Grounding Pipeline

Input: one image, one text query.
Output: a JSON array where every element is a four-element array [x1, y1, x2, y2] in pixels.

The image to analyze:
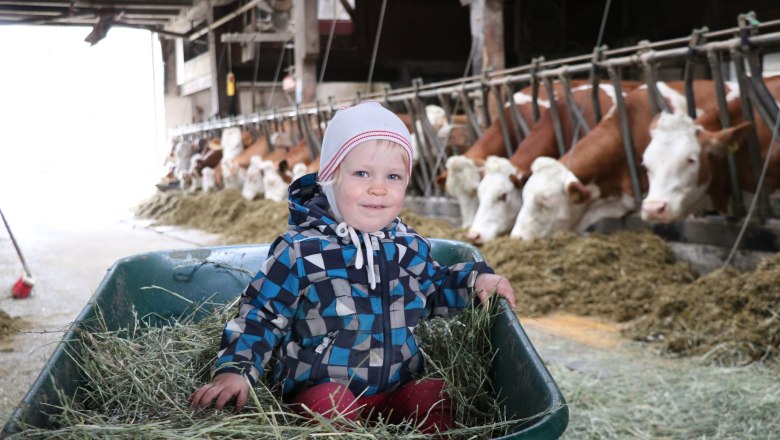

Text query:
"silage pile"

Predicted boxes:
[[134, 190, 780, 365]]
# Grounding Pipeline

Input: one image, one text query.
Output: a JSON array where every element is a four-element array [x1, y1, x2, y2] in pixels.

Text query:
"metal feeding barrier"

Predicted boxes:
[[168, 12, 780, 220]]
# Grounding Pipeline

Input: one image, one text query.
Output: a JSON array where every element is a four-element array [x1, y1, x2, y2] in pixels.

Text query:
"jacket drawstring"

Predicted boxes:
[[335, 222, 385, 289]]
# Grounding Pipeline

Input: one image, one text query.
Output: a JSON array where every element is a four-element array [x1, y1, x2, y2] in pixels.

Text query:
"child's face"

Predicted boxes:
[[333, 140, 408, 232]]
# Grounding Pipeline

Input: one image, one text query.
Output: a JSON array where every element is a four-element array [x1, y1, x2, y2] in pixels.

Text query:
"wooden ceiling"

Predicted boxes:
[[0, 1, 195, 36]]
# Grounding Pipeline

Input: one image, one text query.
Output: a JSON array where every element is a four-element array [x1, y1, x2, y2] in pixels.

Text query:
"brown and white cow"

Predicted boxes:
[[441, 80, 594, 228], [511, 80, 735, 240], [467, 81, 640, 244], [641, 76, 780, 223]]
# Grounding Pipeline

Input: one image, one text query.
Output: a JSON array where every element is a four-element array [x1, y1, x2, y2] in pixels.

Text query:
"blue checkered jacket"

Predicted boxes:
[[215, 173, 494, 396]]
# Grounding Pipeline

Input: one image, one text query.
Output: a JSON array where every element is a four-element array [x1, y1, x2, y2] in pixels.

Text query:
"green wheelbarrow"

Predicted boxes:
[[2, 239, 568, 439]]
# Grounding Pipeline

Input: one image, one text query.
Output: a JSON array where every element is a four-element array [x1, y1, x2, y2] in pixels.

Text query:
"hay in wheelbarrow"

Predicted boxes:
[[8, 295, 537, 439]]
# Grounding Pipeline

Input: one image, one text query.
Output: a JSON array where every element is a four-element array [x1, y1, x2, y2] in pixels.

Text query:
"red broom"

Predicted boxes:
[[0, 208, 34, 299]]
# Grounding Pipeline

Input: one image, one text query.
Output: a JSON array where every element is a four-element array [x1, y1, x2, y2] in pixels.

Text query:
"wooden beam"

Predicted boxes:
[[293, 0, 319, 103], [468, 0, 505, 120], [220, 31, 294, 43]]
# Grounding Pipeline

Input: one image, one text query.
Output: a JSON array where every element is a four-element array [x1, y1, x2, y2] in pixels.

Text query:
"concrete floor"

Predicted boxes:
[[0, 205, 220, 426]]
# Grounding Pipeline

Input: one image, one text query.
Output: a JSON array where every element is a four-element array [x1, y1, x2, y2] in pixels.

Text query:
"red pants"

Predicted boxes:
[[287, 379, 453, 434]]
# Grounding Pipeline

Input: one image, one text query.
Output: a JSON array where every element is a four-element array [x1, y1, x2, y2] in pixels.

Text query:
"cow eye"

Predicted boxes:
[[497, 192, 508, 203], [687, 156, 697, 165]]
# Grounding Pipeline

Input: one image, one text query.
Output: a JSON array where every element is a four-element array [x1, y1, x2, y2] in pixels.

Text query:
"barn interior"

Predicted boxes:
[[3, 1, 780, 438]]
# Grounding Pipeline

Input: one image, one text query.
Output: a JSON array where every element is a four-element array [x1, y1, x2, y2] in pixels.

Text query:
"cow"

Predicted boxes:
[[216, 127, 249, 190], [185, 153, 203, 192], [241, 155, 265, 201], [291, 162, 308, 183], [441, 80, 591, 228], [641, 76, 780, 223], [201, 167, 216, 192], [510, 80, 735, 240], [466, 82, 640, 244]]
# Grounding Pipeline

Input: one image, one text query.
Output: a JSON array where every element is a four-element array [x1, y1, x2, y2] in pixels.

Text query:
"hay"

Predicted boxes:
[[9, 292, 522, 439], [549, 354, 780, 439], [625, 254, 780, 364], [133, 190, 780, 365], [0, 309, 17, 341]]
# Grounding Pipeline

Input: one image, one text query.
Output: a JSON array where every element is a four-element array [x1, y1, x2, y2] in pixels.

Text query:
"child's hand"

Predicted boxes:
[[189, 372, 250, 411], [475, 273, 516, 309]]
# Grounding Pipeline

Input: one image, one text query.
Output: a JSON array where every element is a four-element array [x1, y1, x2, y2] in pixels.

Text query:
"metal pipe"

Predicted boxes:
[[707, 49, 746, 218], [490, 84, 514, 158], [542, 77, 567, 157], [607, 66, 643, 210], [188, 0, 261, 41], [730, 48, 771, 221]]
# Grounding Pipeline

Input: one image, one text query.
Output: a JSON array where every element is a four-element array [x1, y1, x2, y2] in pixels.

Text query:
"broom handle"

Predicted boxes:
[[0, 208, 33, 278]]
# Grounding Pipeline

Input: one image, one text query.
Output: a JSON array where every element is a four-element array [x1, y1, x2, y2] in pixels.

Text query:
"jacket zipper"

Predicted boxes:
[[376, 237, 392, 391], [310, 330, 339, 380]]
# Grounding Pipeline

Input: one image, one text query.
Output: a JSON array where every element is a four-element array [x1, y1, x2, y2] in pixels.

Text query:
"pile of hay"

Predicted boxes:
[[11, 295, 523, 439], [0, 310, 17, 341], [134, 191, 780, 365], [548, 351, 780, 438]]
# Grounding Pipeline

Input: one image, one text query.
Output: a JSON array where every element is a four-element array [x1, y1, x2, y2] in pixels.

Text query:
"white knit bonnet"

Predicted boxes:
[[318, 101, 413, 222]]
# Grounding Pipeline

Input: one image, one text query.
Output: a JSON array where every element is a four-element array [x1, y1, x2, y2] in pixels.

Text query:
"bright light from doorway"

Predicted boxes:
[[0, 25, 166, 228]]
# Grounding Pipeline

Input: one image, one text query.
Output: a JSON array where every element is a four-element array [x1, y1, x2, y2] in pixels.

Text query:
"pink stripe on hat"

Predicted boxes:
[[318, 101, 413, 182]]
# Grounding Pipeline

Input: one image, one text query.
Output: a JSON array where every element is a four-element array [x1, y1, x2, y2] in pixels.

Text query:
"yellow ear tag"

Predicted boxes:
[[728, 142, 740, 153]]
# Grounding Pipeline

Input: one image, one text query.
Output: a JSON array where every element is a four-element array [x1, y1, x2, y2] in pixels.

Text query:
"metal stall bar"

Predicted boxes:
[[730, 47, 772, 221], [558, 69, 591, 140], [412, 81, 448, 196], [481, 71, 494, 128], [706, 49, 746, 218], [458, 87, 484, 141], [489, 84, 515, 157], [606, 66, 643, 209], [403, 98, 434, 196], [684, 27, 708, 118], [503, 79, 532, 141], [740, 13, 780, 124], [436, 91, 454, 122], [541, 76, 568, 156], [590, 45, 606, 123], [299, 109, 321, 160], [314, 100, 326, 141], [637, 44, 671, 115], [529, 57, 543, 123]]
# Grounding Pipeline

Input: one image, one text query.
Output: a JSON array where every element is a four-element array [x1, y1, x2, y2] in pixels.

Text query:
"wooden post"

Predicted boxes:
[[294, 0, 320, 104], [207, 5, 228, 117], [467, 0, 505, 122]]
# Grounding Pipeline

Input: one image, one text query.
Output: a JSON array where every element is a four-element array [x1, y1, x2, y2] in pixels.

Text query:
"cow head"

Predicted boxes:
[[510, 157, 598, 240], [241, 155, 265, 201], [220, 127, 245, 161], [641, 111, 753, 223], [201, 167, 216, 192], [262, 159, 290, 202], [467, 156, 524, 245], [444, 155, 483, 228]]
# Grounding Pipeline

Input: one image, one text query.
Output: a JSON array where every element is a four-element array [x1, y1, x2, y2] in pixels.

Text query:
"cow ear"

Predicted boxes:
[[566, 180, 592, 204], [511, 171, 530, 189], [278, 159, 290, 174], [700, 121, 753, 157], [436, 172, 447, 189]]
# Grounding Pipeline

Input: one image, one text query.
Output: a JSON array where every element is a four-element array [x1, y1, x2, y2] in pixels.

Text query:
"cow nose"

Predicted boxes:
[[642, 200, 668, 222], [466, 229, 483, 246]]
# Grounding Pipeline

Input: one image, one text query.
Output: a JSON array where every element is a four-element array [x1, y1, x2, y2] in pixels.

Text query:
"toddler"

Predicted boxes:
[[190, 101, 516, 434]]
